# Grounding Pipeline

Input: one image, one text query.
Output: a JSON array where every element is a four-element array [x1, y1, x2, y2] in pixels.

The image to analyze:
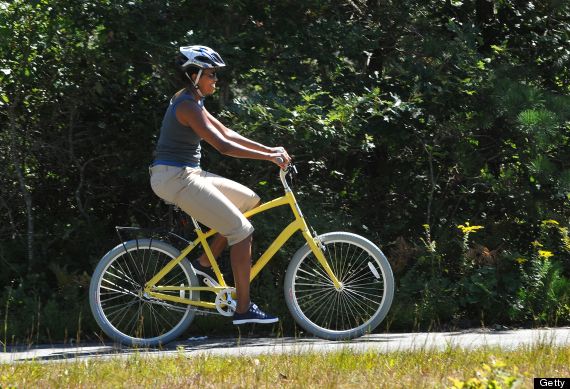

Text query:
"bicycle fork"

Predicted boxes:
[[305, 234, 343, 290], [288, 192, 343, 291]]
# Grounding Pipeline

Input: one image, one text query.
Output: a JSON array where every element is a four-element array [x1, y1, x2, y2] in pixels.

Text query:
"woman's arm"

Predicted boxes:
[[176, 101, 290, 167], [204, 109, 286, 155]]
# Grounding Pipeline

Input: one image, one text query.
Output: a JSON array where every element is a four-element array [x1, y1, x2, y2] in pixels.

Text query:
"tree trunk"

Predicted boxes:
[[7, 101, 34, 270]]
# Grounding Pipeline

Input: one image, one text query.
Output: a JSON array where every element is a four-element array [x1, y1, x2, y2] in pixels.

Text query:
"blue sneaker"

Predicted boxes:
[[232, 303, 279, 325]]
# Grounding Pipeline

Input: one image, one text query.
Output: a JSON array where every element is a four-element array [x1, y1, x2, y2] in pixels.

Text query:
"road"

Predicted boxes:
[[2, 327, 569, 363]]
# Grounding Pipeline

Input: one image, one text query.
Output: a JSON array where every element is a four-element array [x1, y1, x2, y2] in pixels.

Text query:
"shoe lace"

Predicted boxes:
[[250, 303, 264, 316]]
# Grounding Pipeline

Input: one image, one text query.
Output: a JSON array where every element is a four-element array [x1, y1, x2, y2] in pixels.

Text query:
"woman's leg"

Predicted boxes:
[[197, 234, 227, 267], [198, 231, 252, 313], [197, 201, 260, 267], [152, 167, 275, 321], [230, 234, 253, 313], [197, 171, 260, 267]]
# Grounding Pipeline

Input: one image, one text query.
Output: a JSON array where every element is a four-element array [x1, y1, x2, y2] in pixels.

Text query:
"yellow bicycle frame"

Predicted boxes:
[[143, 186, 341, 310]]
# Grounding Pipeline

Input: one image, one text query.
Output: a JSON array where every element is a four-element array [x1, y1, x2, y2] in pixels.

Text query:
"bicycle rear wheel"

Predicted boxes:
[[89, 239, 199, 347], [284, 232, 394, 340]]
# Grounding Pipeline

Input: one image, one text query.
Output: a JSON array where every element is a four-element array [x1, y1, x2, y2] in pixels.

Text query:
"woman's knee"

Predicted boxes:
[[226, 219, 254, 246], [243, 194, 261, 212]]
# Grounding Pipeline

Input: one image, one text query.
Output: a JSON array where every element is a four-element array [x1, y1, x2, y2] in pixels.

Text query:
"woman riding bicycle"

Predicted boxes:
[[149, 45, 291, 324]]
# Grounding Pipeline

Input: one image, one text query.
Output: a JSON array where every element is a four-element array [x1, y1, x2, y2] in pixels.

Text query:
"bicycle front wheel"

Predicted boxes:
[[284, 232, 394, 340], [89, 239, 199, 347]]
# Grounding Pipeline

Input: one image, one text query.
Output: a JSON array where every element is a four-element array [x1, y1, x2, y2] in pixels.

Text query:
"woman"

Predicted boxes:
[[150, 45, 290, 324]]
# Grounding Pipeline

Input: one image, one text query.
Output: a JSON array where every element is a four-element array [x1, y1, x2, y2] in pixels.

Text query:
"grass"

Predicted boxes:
[[1, 343, 569, 388]]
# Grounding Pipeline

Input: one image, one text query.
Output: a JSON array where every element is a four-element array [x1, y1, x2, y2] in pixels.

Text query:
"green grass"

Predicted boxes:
[[1, 344, 569, 388]]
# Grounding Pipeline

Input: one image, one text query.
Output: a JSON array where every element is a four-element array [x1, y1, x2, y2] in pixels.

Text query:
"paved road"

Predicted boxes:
[[2, 327, 569, 363]]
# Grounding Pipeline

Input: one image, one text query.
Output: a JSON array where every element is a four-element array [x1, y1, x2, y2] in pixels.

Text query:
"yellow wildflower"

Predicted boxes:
[[538, 250, 554, 259], [541, 219, 560, 226], [531, 240, 543, 248], [515, 257, 527, 264], [457, 222, 484, 234]]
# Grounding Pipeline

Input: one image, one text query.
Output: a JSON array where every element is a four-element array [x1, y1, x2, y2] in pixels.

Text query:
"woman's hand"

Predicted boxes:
[[269, 146, 291, 169]]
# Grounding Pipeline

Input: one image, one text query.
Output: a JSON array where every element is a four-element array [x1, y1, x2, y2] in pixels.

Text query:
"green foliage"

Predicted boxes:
[[0, 0, 569, 341]]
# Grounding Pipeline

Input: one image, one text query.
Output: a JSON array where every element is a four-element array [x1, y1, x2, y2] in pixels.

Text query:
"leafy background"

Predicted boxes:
[[1, 0, 569, 343]]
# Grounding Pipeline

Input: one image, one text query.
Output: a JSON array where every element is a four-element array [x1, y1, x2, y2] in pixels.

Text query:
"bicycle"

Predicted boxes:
[[89, 164, 394, 346]]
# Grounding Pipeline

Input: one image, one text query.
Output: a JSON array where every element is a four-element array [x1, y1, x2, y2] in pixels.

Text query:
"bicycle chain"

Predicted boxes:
[[145, 298, 227, 317]]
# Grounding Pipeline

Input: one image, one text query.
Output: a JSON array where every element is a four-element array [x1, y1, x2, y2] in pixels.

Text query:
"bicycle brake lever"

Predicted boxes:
[[285, 163, 297, 188]]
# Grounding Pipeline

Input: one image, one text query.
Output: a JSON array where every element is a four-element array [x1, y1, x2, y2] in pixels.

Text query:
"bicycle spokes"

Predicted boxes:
[[95, 242, 195, 342], [288, 235, 390, 336]]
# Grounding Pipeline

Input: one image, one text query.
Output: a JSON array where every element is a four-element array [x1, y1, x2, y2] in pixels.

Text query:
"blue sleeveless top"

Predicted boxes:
[[153, 93, 204, 167]]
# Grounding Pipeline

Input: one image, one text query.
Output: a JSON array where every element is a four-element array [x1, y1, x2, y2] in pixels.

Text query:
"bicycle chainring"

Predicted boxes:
[[214, 288, 237, 316]]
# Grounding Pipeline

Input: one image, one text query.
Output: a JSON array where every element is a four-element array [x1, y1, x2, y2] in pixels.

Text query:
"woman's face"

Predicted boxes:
[[194, 68, 218, 95]]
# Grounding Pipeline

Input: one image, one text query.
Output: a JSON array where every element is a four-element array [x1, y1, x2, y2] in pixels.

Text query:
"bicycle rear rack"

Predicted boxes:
[[115, 226, 190, 246]]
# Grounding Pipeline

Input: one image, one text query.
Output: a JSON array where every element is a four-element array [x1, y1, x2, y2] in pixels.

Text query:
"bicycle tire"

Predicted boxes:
[[89, 239, 199, 346], [284, 232, 394, 340]]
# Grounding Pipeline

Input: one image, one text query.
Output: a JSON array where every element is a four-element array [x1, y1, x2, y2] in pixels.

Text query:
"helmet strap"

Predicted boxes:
[[185, 69, 205, 97]]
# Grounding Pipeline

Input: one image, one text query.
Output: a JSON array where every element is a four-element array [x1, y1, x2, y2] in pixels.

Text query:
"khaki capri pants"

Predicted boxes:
[[149, 165, 260, 246]]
